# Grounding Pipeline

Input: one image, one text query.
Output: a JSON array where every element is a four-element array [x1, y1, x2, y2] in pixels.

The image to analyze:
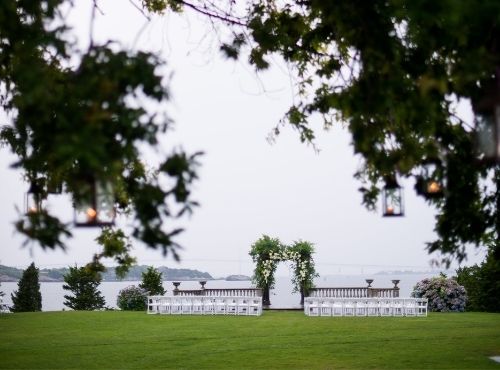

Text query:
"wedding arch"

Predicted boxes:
[[249, 235, 318, 307]]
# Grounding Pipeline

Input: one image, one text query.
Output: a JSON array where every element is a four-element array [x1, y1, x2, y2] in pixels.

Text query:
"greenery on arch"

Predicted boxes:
[[249, 235, 318, 296]]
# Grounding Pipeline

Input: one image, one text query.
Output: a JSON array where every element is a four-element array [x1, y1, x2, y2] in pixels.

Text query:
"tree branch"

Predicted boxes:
[[173, 0, 247, 27]]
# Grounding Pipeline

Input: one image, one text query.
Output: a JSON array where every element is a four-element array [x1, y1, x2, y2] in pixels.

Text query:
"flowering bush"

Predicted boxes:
[[117, 285, 148, 311], [411, 275, 467, 312]]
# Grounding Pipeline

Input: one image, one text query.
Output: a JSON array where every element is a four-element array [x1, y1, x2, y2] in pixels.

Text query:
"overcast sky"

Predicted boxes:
[[0, 1, 488, 277]]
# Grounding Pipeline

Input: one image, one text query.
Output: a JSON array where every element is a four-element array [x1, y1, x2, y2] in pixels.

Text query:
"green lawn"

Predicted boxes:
[[1, 311, 499, 369]]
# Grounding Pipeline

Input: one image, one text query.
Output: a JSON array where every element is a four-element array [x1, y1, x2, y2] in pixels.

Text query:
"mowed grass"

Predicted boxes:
[[1, 311, 499, 369]]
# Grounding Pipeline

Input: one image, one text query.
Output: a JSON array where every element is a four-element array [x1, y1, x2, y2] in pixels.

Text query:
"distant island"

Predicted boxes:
[[0, 264, 213, 282], [225, 274, 251, 281], [374, 270, 453, 275]]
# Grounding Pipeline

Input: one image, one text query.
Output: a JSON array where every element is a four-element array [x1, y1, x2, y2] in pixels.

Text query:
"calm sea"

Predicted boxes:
[[0, 273, 440, 311]]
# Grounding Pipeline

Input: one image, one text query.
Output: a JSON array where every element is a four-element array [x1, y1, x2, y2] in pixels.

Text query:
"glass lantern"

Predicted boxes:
[[475, 105, 500, 162], [473, 77, 500, 163], [382, 177, 404, 217], [46, 175, 63, 194], [415, 161, 444, 199], [25, 179, 44, 214], [74, 179, 115, 227]]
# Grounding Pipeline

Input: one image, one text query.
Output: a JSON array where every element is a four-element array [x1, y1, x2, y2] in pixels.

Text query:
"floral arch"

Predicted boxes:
[[249, 235, 317, 307]]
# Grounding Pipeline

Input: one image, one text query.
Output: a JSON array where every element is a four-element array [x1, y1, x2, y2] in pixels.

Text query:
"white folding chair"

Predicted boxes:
[[343, 300, 355, 316], [380, 299, 393, 316], [404, 299, 417, 316], [147, 296, 160, 314], [248, 298, 262, 316], [171, 297, 182, 314], [305, 298, 319, 316], [192, 297, 203, 314], [202, 298, 215, 315], [237, 298, 249, 315], [160, 297, 171, 314], [367, 299, 379, 316], [355, 299, 367, 316], [319, 300, 332, 316], [181, 297, 193, 315], [226, 298, 238, 315], [215, 298, 227, 315], [393, 299, 404, 316], [416, 299, 428, 317], [332, 299, 344, 316]]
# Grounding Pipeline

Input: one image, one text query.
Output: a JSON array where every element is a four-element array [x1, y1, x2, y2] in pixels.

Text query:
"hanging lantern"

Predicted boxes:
[[473, 77, 500, 163], [46, 175, 63, 194], [74, 178, 115, 227], [382, 177, 404, 217], [25, 179, 44, 214], [415, 161, 444, 199]]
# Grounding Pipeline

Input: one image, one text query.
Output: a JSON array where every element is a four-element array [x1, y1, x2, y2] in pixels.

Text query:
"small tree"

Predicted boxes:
[[63, 266, 105, 310], [11, 262, 42, 312], [139, 266, 165, 296], [456, 250, 500, 312], [117, 285, 147, 311]]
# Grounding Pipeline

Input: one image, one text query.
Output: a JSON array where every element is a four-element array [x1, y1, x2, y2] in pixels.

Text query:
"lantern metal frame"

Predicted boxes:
[[74, 178, 115, 227], [382, 177, 404, 217]]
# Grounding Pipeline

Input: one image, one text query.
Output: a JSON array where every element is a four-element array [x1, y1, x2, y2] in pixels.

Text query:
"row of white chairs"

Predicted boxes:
[[304, 298, 428, 317], [147, 296, 263, 316]]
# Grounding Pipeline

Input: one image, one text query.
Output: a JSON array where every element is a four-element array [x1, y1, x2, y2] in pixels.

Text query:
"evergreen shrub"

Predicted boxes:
[[11, 262, 42, 312]]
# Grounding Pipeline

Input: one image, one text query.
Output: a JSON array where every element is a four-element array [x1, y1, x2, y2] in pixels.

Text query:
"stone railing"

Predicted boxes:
[[171, 281, 262, 298], [308, 279, 400, 299]]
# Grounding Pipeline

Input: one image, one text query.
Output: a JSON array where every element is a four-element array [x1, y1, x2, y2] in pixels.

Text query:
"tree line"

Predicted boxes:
[[0, 264, 212, 282], [7, 263, 168, 312]]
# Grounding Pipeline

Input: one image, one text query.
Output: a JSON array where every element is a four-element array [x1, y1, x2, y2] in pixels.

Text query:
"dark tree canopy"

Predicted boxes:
[[10, 262, 42, 312], [0, 1, 201, 273], [1, 0, 499, 270], [62, 266, 106, 311], [146, 0, 500, 264]]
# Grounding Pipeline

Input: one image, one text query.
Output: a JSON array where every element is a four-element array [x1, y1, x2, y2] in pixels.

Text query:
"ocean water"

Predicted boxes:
[[0, 273, 440, 311]]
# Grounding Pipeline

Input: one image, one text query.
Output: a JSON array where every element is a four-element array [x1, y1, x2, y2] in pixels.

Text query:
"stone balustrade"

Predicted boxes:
[[308, 279, 400, 298]]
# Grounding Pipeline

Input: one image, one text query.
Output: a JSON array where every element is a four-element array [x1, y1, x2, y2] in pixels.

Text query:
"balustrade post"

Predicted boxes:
[[392, 280, 400, 297], [172, 282, 180, 295]]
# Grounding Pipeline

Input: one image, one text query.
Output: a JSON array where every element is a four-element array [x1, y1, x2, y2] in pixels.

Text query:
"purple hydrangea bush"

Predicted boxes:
[[117, 285, 148, 311], [411, 276, 467, 312]]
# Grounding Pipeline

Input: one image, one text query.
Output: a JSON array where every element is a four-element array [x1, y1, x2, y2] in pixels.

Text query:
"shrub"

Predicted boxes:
[[117, 285, 147, 311], [411, 275, 467, 312]]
